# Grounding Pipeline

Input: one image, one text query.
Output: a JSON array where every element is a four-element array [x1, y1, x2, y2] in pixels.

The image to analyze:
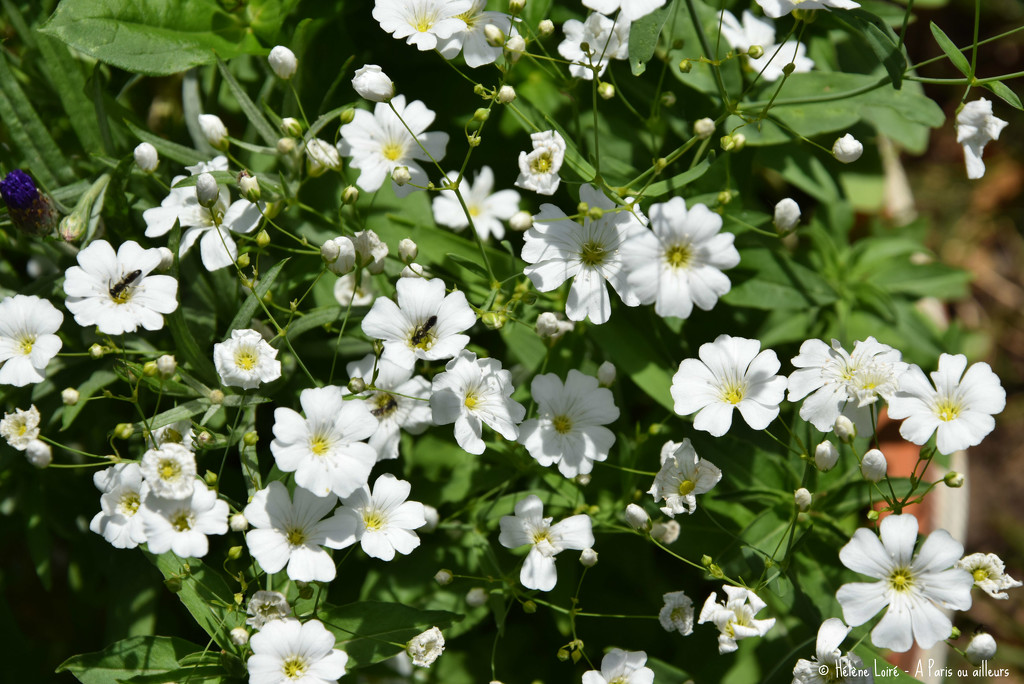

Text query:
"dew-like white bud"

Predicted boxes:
[[814, 440, 839, 471], [276, 137, 297, 155], [322, 236, 356, 275], [651, 519, 680, 544], [579, 548, 598, 567], [25, 439, 52, 468], [196, 173, 220, 208], [280, 117, 303, 138], [484, 24, 505, 47], [944, 471, 965, 488], [305, 138, 342, 177], [238, 171, 261, 203], [598, 82, 615, 100], [156, 354, 177, 378], [861, 448, 887, 482], [341, 185, 360, 205], [229, 627, 250, 646], [538, 19, 554, 37], [268, 45, 298, 80], [966, 632, 997, 665], [89, 343, 105, 358], [773, 198, 801, 233], [351, 64, 394, 103], [625, 503, 650, 531], [794, 487, 812, 511], [497, 85, 517, 104], [505, 35, 526, 62], [401, 263, 426, 278], [421, 504, 439, 533], [434, 569, 453, 586], [198, 113, 229, 150], [834, 416, 856, 443], [597, 361, 616, 386], [509, 0, 526, 12], [747, 44, 764, 59], [61, 387, 80, 405], [509, 209, 533, 232], [466, 587, 488, 607], [535, 312, 572, 341], [399, 238, 418, 263], [693, 117, 715, 139], [832, 133, 864, 163], [229, 512, 249, 532], [392, 166, 412, 186], [134, 142, 159, 173], [721, 133, 746, 152]]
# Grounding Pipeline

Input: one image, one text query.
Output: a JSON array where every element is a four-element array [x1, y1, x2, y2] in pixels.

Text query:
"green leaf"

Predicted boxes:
[[628, 3, 672, 76], [929, 21, 971, 78], [39, 0, 265, 76], [983, 79, 1024, 111], [165, 226, 219, 384], [587, 307, 675, 411], [318, 601, 460, 669], [62, 369, 119, 430], [841, 9, 907, 88], [35, 31, 105, 154], [120, 664, 225, 684], [641, 156, 713, 198], [216, 56, 279, 147], [228, 258, 289, 334], [126, 120, 203, 167], [56, 636, 201, 684]]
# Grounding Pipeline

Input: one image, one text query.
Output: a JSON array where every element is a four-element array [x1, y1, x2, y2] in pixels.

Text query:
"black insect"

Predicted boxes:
[[370, 395, 398, 418], [410, 315, 438, 346], [109, 270, 142, 299]]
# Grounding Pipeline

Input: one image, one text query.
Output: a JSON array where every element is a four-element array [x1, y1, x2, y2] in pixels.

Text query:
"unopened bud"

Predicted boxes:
[[25, 439, 52, 468], [944, 471, 965, 488], [134, 142, 159, 173], [280, 117, 303, 138], [625, 503, 650, 532], [579, 548, 598, 567], [466, 587, 488, 607], [268, 45, 298, 80], [392, 166, 412, 186], [55, 207, 84, 241], [62, 387, 80, 405], [509, 210, 532, 231], [576, 473, 591, 486], [341, 185, 360, 205], [243, 431, 259, 446], [484, 24, 505, 47], [721, 133, 746, 152], [209, 390, 225, 405], [597, 361, 615, 386], [782, 62, 796, 75], [497, 85, 517, 104], [196, 173, 219, 208], [473, 108, 490, 122], [509, 0, 525, 12], [794, 487, 812, 511], [204, 470, 218, 485], [522, 600, 537, 614], [237, 253, 250, 269], [481, 311, 506, 330], [143, 361, 159, 377], [198, 114, 229, 150], [966, 632, 997, 664], [538, 19, 554, 37], [230, 513, 249, 531], [398, 238, 418, 263], [832, 133, 863, 163], [340, 108, 355, 124], [814, 440, 839, 471], [861, 448, 887, 482], [773, 198, 801, 234], [114, 423, 134, 440], [401, 263, 426, 278], [660, 91, 676, 107], [505, 35, 526, 61], [229, 627, 250, 646], [347, 376, 367, 394], [156, 247, 174, 270], [238, 171, 261, 203], [422, 505, 439, 532], [708, 563, 725, 579], [747, 44, 764, 59], [694, 117, 715, 139], [227, 544, 243, 559], [276, 137, 297, 155], [598, 82, 615, 100], [90, 343, 105, 358], [156, 354, 176, 378], [652, 519, 680, 544], [255, 229, 271, 248], [717, 190, 734, 205], [434, 569, 453, 585], [834, 415, 856, 442], [678, 59, 692, 73]]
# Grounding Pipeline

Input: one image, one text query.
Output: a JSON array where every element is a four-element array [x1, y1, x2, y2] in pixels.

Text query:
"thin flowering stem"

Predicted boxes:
[[684, 0, 731, 108], [897, 0, 915, 51], [971, 0, 982, 80]]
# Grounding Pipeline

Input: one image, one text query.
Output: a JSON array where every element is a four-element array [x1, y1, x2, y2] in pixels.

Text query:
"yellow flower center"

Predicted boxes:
[[530, 152, 553, 174], [722, 385, 745, 405], [889, 567, 914, 592], [119, 492, 141, 516], [464, 392, 479, 410], [552, 415, 573, 434], [363, 510, 386, 531], [159, 459, 180, 481], [935, 399, 961, 422], [310, 434, 331, 456], [282, 656, 307, 679], [234, 349, 257, 371], [665, 243, 693, 269], [579, 240, 606, 267], [16, 422, 28, 436], [469, 204, 481, 216], [382, 141, 405, 161], [286, 528, 307, 546], [18, 335, 35, 355], [973, 568, 989, 582], [531, 530, 552, 545], [677, 479, 696, 496], [171, 510, 193, 532]]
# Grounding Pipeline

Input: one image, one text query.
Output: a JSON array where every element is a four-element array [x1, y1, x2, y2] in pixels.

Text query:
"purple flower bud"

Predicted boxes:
[[0, 169, 58, 236]]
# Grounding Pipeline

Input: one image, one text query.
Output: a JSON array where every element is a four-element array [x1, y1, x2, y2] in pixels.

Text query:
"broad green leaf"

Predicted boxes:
[[56, 636, 202, 684], [318, 601, 461, 668], [39, 0, 265, 76], [929, 21, 971, 77], [629, 3, 672, 76], [587, 307, 675, 411], [120, 664, 225, 684], [867, 261, 971, 299], [840, 9, 907, 88], [228, 258, 289, 333]]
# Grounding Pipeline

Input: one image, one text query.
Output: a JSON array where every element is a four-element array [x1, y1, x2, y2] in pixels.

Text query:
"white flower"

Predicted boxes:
[[698, 586, 776, 654], [836, 513, 973, 652], [659, 591, 694, 636], [832, 134, 863, 163], [352, 229, 389, 274], [518, 370, 618, 478], [141, 479, 229, 558], [0, 295, 62, 387], [430, 350, 525, 455], [757, 0, 860, 19], [957, 99, 1008, 179], [344, 353, 432, 461], [582, 649, 654, 684], [372, 0, 471, 51], [64, 240, 179, 334], [268, 45, 297, 79], [438, 0, 516, 67], [213, 328, 282, 390], [25, 439, 51, 467], [140, 443, 197, 500], [432, 167, 521, 241], [773, 197, 801, 232], [339, 95, 449, 197], [361, 277, 476, 369], [243, 481, 352, 582], [327, 474, 426, 561], [323, 236, 356, 275], [406, 627, 445, 667], [515, 130, 566, 195], [271, 385, 378, 498], [671, 335, 787, 437], [134, 142, 159, 172], [583, 0, 665, 21], [247, 618, 348, 684], [333, 273, 376, 307], [142, 157, 262, 271], [305, 138, 342, 177], [860, 448, 887, 482], [718, 10, 813, 82], [89, 463, 149, 549], [794, 487, 812, 510], [558, 12, 631, 80], [198, 113, 228, 149], [620, 196, 740, 319], [788, 337, 907, 433], [352, 64, 394, 102], [792, 618, 871, 684], [956, 552, 1022, 600], [648, 439, 722, 517], [535, 312, 574, 341], [246, 590, 291, 629], [498, 494, 594, 591], [886, 353, 1005, 455], [966, 632, 997, 665], [522, 184, 645, 324], [399, 238, 418, 262]]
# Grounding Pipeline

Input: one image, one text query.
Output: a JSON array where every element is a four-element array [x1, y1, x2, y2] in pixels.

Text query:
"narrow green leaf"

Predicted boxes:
[[444, 252, 490, 279], [628, 3, 672, 76], [842, 10, 907, 88], [125, 120, 203, 166], [227, 258, 289, 333], [929, 21, 972, 78], [56, 636, 201, 684], [35, 32, 105, 154], [216, 56, 279, 146], [0, 52, 71, 187], [983, 79, 1023, 111], [641, 157, 712, 198]]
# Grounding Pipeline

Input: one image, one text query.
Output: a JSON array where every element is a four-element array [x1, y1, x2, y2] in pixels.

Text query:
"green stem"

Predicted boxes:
[[684, 0, 731, 107]]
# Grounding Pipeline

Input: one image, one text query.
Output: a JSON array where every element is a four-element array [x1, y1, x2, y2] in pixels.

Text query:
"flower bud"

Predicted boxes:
[[305, 138, 342, 177], [834, 415, 856, 442], [229, 513, 249, 532], [25, 439, 52, 468], [351, 64, 394, 103], [509, 0, 526, 12], [966, 632, 997, 665], [268, 45, 297, 80], [625, 503, 650, 532], [276, 137, 297, 155], [198, 114, 229, 151], [229, 627, 250, 646], [773, 198, 801, 234], [89, 343, 105, 358], [747, 44, 764, 59], [678, 59, 692, 73], [339, 108, 355, 124], [134, 142, 159, 173], [466, 587, 488, 607], [508, 210, 532, 232], [398, 238, 419, 263], [422, 505, 439, 533], [721, 133, 746, 152], [156, 247, 174, 271], [353, 230, 389, 274], [204, 469, 218, 485], [392, 166, 412, 186], [196, 173, 220, 208], [693, 117, 715, 139], [497, 85, 517, 104], [794, 487, 812, 511], [227, 544, 243, 559], [484, 24, 505, 47], [522, 600, 537, 614], [505, 35, 526, 61], [280, 117, 303, 138], [652, 519, 680, 544], [238, 171, 261, 203], [861, 448, 887, 482], [114, 423, 134, 440], [143, 361, 159, 377], [322, 236, 356, 275], [538, 19, 554, 37], [434, 569, 453, 586], [243, 431, 259, 446], [832, 133, 863, 163], [814, 440, 839, 471], [0, 169, 58, 236], [579, 548, 598, 567], [660, 91, 677, 107], [481, 311, 506, 330], [598, 82, 615, 100], [209, 389, 225, 405], [341, 185, 360, 205], [62, 387, 80, 406], [255, 229, 272, 248], [535, 312, 573, 341], [597, 361, 616, 386], [347, 376, 367, 394], [944, 471, 965, 488]]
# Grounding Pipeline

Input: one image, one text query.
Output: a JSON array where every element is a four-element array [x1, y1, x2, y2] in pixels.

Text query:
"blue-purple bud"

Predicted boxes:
[[0, 169, 58, 236]]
